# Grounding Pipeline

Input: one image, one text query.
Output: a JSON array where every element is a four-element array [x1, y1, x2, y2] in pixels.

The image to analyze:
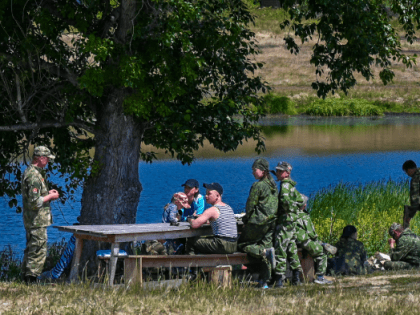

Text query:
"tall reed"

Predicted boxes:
[[309, 179, 413, 255]]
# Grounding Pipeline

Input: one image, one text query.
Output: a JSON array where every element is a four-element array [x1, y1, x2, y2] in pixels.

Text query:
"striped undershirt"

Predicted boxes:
[[211, 204, 238, 240]]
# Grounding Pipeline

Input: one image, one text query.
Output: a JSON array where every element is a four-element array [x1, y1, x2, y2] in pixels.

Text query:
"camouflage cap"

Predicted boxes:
[[33, 146, 55, 160], [275, 161, 292, 172], [252, 158, 269, 172], [389, 222, 402, 237], [173, 192, 190, 209]]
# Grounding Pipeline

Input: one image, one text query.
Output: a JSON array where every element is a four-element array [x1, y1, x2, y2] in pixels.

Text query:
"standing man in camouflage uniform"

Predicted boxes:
[[272, 162, 332, 287], [385, 222, 420, 270], [402, 160, 420, 229], [238, 158, 278, 289], [21, 146, 60, 283], [271, 161, 304, 288]]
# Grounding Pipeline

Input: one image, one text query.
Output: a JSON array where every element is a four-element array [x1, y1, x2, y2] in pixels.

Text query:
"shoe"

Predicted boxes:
[[314, 275, 333, 285], [322, 243, 337, 255], [24, 275, 38, 284], [274, 275, 284, 288], [291, 270, 301, 286], [37, 270, 53, 281], [265, 247, 276, 270], [257, 280, 269, 289], [188, 267, 198, 281]]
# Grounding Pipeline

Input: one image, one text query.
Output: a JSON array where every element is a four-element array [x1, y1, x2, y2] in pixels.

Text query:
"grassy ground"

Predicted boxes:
[[248, 6, 420, 115], [1, 270, 420, 314]]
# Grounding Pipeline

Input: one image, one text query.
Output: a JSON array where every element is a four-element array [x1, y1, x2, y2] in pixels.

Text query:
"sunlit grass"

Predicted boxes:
[[2, 272, 420, 314]]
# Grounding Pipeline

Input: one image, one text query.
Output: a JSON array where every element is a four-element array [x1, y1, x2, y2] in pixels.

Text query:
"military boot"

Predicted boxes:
[[274, 275, 284, 288], [257, 279, 269, 289], [291, 270, 301, 286], [188, 267, 198, 281]]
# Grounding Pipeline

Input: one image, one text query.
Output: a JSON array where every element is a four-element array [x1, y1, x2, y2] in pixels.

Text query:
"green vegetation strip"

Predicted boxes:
[[309, 179, 414, 255], [260, 93, 420, 116]]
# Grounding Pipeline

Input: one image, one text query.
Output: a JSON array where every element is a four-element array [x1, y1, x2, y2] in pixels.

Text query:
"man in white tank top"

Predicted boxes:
[[186, 182, 237, 256]]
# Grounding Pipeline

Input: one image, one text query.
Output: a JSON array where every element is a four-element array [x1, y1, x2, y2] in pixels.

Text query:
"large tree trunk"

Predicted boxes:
[[78, 89, 143, 275]]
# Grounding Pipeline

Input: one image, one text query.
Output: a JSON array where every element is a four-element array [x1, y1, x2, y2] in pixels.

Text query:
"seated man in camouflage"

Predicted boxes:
[[293, 195, 336, 284], [385, 222, 420, 270], [327, 225, 368, 276]]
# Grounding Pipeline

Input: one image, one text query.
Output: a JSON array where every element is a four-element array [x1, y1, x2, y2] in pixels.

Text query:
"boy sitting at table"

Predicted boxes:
[[160, 192, 191, 255]]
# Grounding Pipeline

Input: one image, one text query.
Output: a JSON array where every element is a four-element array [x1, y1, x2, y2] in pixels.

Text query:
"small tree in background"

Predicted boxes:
[[280, 0, 418, 97]]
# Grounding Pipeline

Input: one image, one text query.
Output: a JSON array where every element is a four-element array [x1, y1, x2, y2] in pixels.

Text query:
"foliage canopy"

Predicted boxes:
[[0, 0, 267, 213], [279, 0, 419, 97]]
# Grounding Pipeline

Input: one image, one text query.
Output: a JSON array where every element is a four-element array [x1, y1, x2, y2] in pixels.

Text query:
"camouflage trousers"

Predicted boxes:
[[273, 221, 302, 276], [238, 222, 275, 282], [186, 235, 237, 255], [294, 217, 327, 276], [274, 219, 327, 276], [22, 227, 48, 277], [143, 240, 168, 255], [384, 260, 419, 271]]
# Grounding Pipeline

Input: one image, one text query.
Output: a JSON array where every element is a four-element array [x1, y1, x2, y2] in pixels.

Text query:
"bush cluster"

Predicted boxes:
[[262, 94, 297, 115], [306, 98, 384, 116]]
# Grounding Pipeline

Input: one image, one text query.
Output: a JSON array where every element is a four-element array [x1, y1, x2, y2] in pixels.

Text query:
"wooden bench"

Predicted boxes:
[[124, 253, 249, 286], [123, 251, 316, 286]]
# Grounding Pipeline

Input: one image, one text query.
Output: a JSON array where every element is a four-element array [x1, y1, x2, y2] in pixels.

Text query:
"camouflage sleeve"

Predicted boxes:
[[244, 182, 260, 223], [390, 238, 412, 262], [279, 182, 292, 213], [279, 182, 303, 214], [25, 176, 45, 209], [410, 173, 420, 207]]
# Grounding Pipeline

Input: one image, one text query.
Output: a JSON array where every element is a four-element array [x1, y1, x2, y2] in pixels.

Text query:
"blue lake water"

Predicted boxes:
[[2, 115, 420, 256]]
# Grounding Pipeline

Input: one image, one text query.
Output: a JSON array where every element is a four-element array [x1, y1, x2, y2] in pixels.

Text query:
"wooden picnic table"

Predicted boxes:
[[54, 222, 219, 285]]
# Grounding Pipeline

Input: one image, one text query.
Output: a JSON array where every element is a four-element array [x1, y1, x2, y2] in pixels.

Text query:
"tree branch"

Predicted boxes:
[[0, 119, 95, 134], [38, 59, 80, 87], [40, 0, 79, 31]]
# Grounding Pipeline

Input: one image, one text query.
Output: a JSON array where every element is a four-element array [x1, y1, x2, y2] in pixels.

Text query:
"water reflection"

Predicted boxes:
[[142, 115, 420, 158]]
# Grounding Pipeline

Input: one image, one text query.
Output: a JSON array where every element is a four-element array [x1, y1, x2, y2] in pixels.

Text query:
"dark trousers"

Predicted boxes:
[[238, 222, 275, 281], [186, 235, 237, 255]]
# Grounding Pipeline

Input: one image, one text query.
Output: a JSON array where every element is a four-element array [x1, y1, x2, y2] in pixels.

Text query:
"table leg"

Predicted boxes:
[[109, 243, 120, 286], [69, 236, 83, 282]]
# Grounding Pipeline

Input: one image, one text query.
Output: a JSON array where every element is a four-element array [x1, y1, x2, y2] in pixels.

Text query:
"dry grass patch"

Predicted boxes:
[[2, 271, 420, 314]]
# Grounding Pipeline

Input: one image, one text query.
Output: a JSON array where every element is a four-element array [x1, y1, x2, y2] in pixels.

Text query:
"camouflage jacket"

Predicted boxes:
[[333, 237, 367, 275], [243, 175, 278, 225], [295, 212, 318, 240], [410, 168, 420, 208], [22, 164, 52, 228], [277, 178, 305, 223], [390, 229, 420, 265]]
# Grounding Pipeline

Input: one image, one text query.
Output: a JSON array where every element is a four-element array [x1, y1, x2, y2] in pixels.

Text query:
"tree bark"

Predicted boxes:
[[78, 89, 143, 275]]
